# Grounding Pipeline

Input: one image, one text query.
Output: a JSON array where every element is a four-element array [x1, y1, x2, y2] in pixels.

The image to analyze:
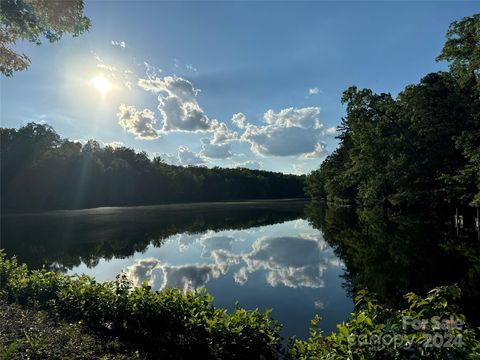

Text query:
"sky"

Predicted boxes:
[[1, 1, 478, 174]]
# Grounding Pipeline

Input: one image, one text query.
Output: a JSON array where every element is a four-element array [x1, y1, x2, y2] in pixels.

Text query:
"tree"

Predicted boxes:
[[0, 0, 90, 76], [0, 122, 306, 210], [306, 14, 480, 209], [437, 14, 480, 207], [437, 14, 480, 92]]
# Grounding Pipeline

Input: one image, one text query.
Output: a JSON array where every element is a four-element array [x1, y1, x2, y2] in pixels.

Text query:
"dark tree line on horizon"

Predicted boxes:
[[0, 123, 305, 210], [306, 14, 480, 210]]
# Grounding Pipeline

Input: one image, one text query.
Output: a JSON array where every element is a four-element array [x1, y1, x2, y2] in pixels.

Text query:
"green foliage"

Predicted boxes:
[[0, 299, 138, 359], [305, 203, 480, 328], [437, 14, 480, 93], [1, 253, 479, 359], [305, 14, 480, 209], [288, 286, 480, 360], [0, 0, 91, 76], [0, 252, 283, 359], [0, 122, 305, 210]]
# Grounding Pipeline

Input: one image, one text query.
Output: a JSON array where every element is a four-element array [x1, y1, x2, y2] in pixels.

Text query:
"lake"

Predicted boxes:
[[2, 200, 479, 338], [0, 200, 352, 339]]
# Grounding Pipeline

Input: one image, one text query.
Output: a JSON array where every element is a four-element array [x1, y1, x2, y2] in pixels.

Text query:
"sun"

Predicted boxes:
[[91, 75, 112, 94]]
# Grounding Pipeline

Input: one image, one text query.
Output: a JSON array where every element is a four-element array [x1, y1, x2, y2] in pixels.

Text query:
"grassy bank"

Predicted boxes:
[[0, 300, 141, 359], [1, 252, 479, 359]]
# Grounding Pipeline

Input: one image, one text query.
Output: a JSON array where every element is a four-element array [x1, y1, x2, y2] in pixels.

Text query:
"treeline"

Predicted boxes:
[[0, 123, 305, 210], [306, 14, 480, 209]]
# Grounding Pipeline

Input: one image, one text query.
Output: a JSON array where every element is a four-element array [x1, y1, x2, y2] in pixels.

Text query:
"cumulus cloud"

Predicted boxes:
[[158, 144, 223, 165], [234, 267, 249, 285], [176, 233, 200, 251], [200, 140, 233, 159], [236, 235, 338, 288], [178, 145, 206, 166], [196, 120, 238, 159], [155, 152, 179, 166], [126, 253, 237, 292], [308, 87, 320, 95], [124, 221, 342, 292], [241, 107, 329, 159], [200, 235, 235, 257], [234, 160, 262, 170], [138, 76, 210, 132], [263, 107, 322, 128], [298, 143, 328, 160], [105, 141, 124, 149], [159, 263, 222, 291], [125, 258, 161, 287], [210, 120, 238, 144], [117, 104, 161, 139], [232, 113, 247, 129]]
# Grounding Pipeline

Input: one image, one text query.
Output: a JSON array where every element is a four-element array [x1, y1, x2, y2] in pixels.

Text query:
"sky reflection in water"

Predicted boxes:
[[68, 218, 352, 338]]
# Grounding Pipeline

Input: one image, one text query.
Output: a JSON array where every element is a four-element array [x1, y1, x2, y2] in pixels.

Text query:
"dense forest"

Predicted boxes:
[[306, 14, 480, 210], [0, 124, 305, 210]]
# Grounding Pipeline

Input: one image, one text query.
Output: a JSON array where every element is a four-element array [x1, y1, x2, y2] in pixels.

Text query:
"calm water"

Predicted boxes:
[[1, 200, 352, 338], [2, 200, 479, 337]]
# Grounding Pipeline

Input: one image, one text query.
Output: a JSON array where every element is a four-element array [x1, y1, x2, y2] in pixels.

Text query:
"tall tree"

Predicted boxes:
[[0, 0, 90, 76]]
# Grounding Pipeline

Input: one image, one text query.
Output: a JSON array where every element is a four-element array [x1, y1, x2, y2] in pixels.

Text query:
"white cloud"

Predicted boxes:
[[200, 140, 233, 159], [178, 145, 206, 165], [125, 258, 160, 287], [308, 87, 320, 95], [241, 107, 329, 159], [117, 104, 161, 140], [200, 235, 235, 258], [158, 263, 221, 291], [210, 120, 238, 144], [235, 235, 338, 288], [298, 143, 328, 160], [323, 127, 338, 136], [138, 76, 210, 132], [111, 40, 126, 48], [144, 61, 162, 78], [234, 160, 262, 170], [292, 164, 304, 175], [263, 107, 322, 128], [156, 152, 179, 165], [232, 112, 247, 129], [234, 267, 249, 285], [105, 141, 124, 149], [125, 253, 237, 292]]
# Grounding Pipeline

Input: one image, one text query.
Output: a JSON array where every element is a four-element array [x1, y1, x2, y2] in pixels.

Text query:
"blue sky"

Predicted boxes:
[[1, 1, 478, 174]]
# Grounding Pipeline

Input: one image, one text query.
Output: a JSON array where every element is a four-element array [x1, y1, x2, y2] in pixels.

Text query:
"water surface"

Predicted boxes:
[[4, 200, 478, 336], [1, 200, 353, 338]]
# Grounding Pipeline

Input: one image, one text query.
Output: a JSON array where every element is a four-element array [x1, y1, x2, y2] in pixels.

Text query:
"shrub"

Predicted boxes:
[[288, 287, 480, 359], [0, 251, 282, 359]]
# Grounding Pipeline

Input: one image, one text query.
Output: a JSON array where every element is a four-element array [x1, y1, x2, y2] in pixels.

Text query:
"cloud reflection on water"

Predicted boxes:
[[125, 221, 342, 291]]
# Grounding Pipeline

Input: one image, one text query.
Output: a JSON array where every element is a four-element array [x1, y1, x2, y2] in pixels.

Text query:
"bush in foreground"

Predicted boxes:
[[1, 252, 479, 359], [289, 287, 480, 359], [0, 252, 282, 359]]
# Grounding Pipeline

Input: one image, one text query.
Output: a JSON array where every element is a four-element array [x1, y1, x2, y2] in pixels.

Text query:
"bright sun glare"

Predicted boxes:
[[91, 75, 112, 94]]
